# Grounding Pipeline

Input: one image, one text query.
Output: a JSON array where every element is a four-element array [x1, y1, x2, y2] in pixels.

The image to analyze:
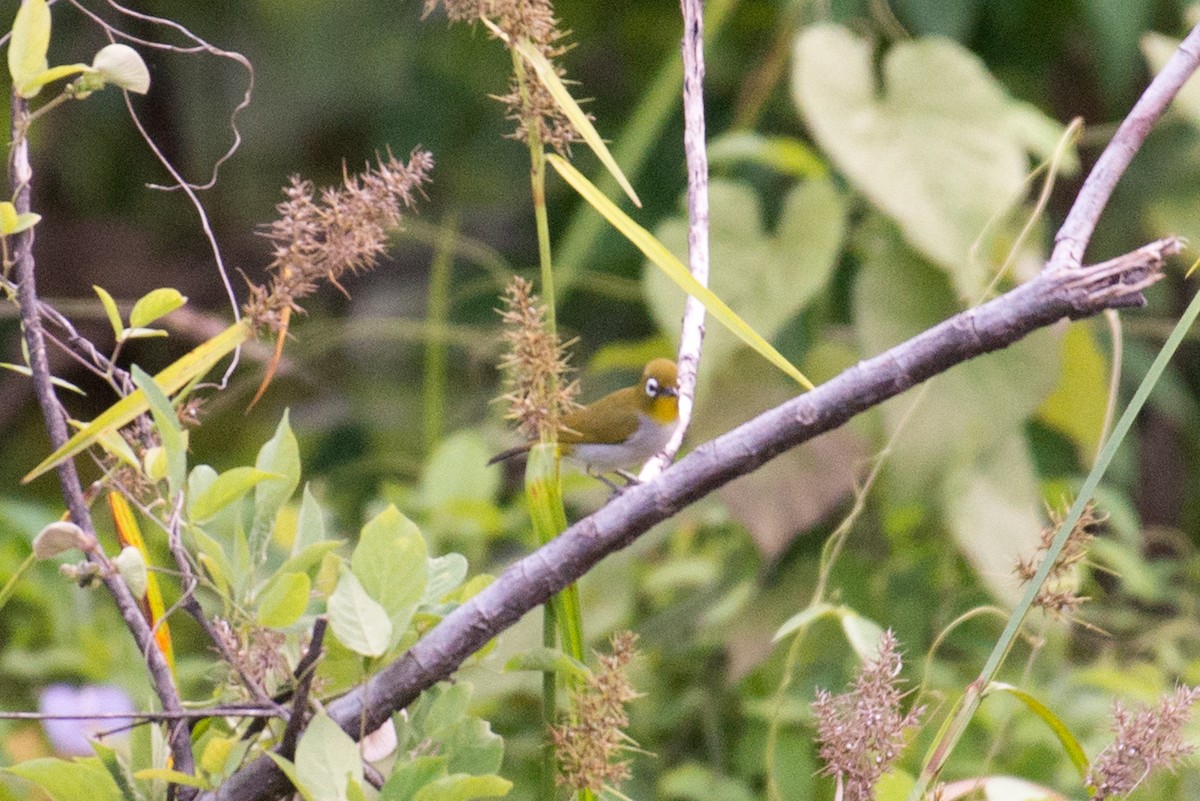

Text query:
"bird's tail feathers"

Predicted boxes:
[[486, 443, 532, 466]]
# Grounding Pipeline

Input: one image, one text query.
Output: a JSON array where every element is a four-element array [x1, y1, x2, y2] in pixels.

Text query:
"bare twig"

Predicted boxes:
[[279, 617, 327, 760], [1048, 23, 1200, 270], [0, 707, 282, 722], [640, 0, 710, 481], [8, 92, 198, 794]]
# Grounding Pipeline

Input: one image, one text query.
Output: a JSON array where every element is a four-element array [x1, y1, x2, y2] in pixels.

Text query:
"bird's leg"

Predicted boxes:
[[586, 467, 624, 495], [615, 469, 641, 486]]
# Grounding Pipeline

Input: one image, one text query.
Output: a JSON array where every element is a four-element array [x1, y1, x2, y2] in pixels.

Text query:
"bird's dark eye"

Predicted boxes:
[[645, 377, 659, 397]]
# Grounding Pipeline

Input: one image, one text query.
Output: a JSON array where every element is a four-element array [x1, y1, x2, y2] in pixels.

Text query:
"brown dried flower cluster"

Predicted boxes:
[[422, 0, 584, 152], [1015, 502, 1103, 619], [1087, 685, 1200, 799], [212, 618, 289, 694], [244, 149, 435, 333], [551, 631, 641, 794], [497, 275, 579, 441], [812, 630, 924, 801]]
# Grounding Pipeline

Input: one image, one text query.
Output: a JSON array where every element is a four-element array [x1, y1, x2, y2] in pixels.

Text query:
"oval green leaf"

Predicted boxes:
[[9, 0, 51, 98], [189, 467, 279, 523], [328, 566, 392, 657], [257, 570, 311, 628], [129, 287, 186, 329]]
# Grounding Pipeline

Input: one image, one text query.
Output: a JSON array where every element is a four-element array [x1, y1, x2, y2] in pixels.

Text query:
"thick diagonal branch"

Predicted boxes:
[[208, 238, 1174, 801]]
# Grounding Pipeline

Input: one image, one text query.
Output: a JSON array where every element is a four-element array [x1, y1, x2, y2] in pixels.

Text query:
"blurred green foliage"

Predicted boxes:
[[5, 0, 1200, 799]]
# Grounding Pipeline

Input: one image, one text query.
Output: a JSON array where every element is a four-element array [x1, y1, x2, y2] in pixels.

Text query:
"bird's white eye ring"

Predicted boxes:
[[645, 377, 659, 397]]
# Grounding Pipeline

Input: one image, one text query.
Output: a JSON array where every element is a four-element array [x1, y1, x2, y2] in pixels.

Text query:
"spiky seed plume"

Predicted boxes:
[[1015, 501, 1103, 619], [551, 631, 641, 794], [812, 630, 924, 801], [422, 0, 585, 152], [496, 275, 579, 441], [1087, 685, 1200, 799], [244, 149, 435, 333]]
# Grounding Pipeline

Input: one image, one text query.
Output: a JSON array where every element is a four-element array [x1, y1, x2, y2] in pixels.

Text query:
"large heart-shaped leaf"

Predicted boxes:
[[792, 24, 1071, 298], [853, 218, 1059, 501], [644, 177, 847, 388]]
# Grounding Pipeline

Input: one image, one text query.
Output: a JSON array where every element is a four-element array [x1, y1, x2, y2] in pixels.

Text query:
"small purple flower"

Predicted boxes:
[[39, 684, 135, 756]]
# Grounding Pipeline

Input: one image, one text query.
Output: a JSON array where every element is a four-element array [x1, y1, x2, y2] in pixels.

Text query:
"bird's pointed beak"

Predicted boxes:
[[661, 386, 678, 398]]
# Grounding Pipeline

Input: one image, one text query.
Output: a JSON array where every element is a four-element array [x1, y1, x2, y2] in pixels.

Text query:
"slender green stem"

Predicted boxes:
[[423, 213, 457, 454], [908, 282, 1200, 799], [512, 49, 557, 336], [0, 551, 36, 613], [513, 37, 591, 801]]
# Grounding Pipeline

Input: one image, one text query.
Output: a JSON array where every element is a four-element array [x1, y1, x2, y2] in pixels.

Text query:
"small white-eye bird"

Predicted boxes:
[[488, 358, 680, 481]]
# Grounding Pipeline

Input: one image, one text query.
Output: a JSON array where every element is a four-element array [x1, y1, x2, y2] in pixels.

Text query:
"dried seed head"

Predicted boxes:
[[552, 631, 641, 794], [496, 276, 579, 441], [1087, 685, 1200, 799], [423, 0, 585, 152], [244, 149, 434, 333], [812, 630, 924, 801], [1015, 501, 1103, 620]]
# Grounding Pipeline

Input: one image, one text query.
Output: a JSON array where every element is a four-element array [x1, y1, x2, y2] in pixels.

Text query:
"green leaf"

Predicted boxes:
[[875, 769, 916, 801], [942, 434, 1047, 604], [379, 756, 447, 801], [502, 646, 590, 681], [645, 178, 847, 387], [279, 540, 343, 580], [90, 741, 145, 801], [420, 430, 500, 508], [1037, 323, 1109, 461], [351, 505, 428, 645], [411, 774, 511, 801], [293, 484, 329, 555], [93, 285, 125, 341], [257, 571, 311, 628], [251, 411, 301, 559], [838, 610, 886, 662], [440, 718, 504, 776], [9, 0, 51, 98], [5, 758, 122, 801], [263, 753, 314, 801], [0, 362, 86, 395], [131, 364, 185, 497], [328, 565, 392, 657], [660, 763, 756, 801], [548, 153, 813, 389], [23, 320, 251, 483], [21, 62, 88, 96], [707, 132, 828, 179], [985, 682, 1089, 778], [423, 553, 468, 605], [792, 25, 1069, 298], [853, 219, 1059, 502], [773, 601, 838, 642], [295, 714, 363, 801], [129, 288, 185, 329], [189, 467, 280, 523], [0, 202, 40, 235], [130, 769, 211, 791], [118, 327, 168, 342]]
